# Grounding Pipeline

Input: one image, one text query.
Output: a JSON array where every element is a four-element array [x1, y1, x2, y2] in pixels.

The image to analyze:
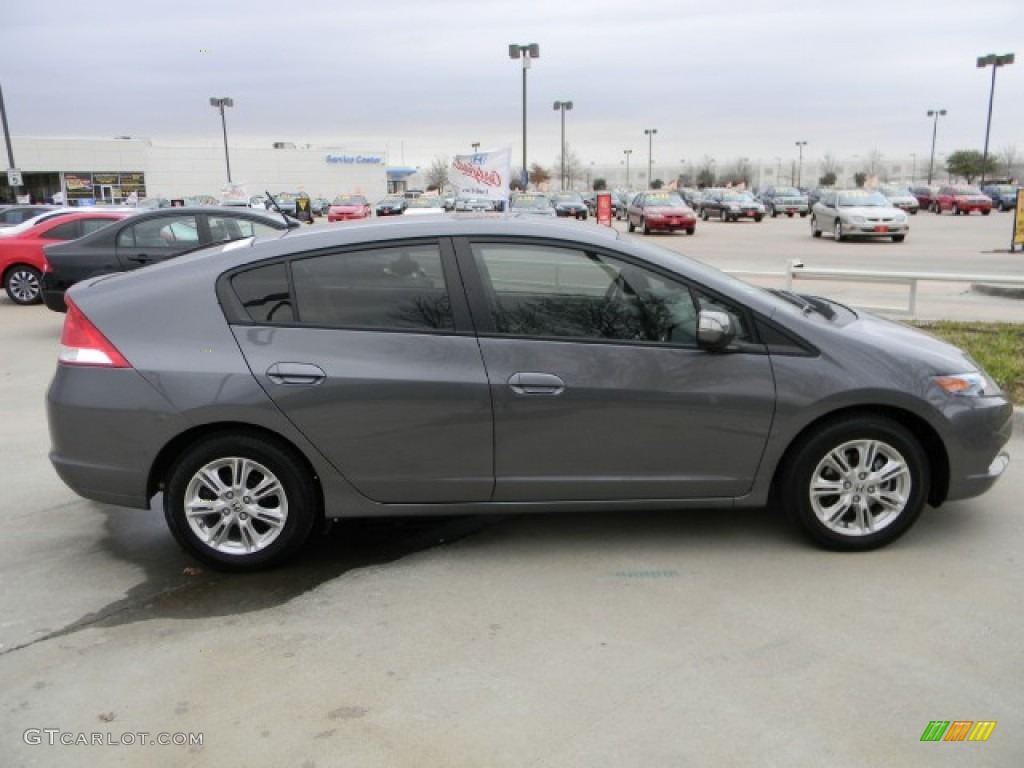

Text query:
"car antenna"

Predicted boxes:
[[264, 190, 290, 230]]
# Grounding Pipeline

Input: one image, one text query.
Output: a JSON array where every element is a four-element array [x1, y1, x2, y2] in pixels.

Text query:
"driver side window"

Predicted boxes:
[[471, 243, 702, 345]]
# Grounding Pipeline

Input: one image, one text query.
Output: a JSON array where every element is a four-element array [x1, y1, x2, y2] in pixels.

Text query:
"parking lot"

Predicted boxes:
[[1, 211, 1022, 766]]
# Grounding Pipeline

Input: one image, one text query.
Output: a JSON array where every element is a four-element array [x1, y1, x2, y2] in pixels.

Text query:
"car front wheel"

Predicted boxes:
[[810, 216, 822, 238], [4, 266, 42, 305], [781, 415, 929, 551], [164, 434, 319, 571], [833, 220, 845, 241]]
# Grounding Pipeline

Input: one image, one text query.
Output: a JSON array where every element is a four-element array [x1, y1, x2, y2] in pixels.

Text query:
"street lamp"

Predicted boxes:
[[910, 153, 917, 184], [926, 109, 947, 185], [471, 142, 480, 154], [508, 43, 540, 188], [209, 97, 234, 183], [976, 53, 1015, 184], [623, 149, 632, 188], [794, 141, 807, 188], [775, 156, 781, 183], [553, 100, 573, 190], [644, 129, 657, 186]]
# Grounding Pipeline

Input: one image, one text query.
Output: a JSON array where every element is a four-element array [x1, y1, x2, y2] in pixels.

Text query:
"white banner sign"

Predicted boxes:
[[450, 147, 511, 204]]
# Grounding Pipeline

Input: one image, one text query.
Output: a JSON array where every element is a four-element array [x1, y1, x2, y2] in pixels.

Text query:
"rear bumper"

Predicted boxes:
[[40, 274, 68, 312]]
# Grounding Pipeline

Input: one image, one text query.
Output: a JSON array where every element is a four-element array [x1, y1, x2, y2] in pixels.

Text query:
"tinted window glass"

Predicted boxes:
[[43, 221, 81, 240], [291, 244, 452, 331], [472, 243, 701, 345], [81, 218, 116, 236], [117, 215, 199, 248], [231, 263, 294, 323], [208, 215, 280, 241]]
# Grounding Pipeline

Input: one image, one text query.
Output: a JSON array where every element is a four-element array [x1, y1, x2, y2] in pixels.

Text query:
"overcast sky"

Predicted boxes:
[[3, 0, 1022, 174]]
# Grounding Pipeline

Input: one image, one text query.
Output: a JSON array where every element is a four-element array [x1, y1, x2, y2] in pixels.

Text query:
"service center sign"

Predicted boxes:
[[450, 147, 511, 205]]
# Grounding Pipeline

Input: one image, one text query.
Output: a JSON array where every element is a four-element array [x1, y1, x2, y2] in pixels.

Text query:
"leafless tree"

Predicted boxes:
[[820, 152, 842, 178], [425, 155, 450, 191], [863, 149, 884, 179], [999, 145, 1018, 179], [554, 144, 584, 189]]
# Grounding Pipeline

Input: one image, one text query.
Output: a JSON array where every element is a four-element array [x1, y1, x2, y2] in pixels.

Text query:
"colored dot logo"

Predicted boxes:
[[200, 49, 213, 53]]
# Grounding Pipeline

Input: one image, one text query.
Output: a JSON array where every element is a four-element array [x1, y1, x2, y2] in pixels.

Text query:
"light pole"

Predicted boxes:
[[553, 100, 573, 190], [209, 97, 234, 183], [976, 53, 1015, 184], [644, 129, 657, 187], [508, 43, 540, 188], [910, 153, 917, 184], [926, 109, 947, 185], [775, 156, 781, 184], [794, 141, 807, 189], [471, 142, 480, 154], [623, 149, 632, 188]]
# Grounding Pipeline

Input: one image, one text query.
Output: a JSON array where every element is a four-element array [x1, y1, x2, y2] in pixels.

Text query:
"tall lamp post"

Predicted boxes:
[[976, 53, 1015, 184], [471, 142, 480, 154], [910, 153, 917, 184], [553, 100, 573, 190], [209, 97, 234, 183], [623, 149, 632, 188], [794, 141, 807, 188], [644, 129, 657, 186], [508, 43, 540, 188], [926, 109, 947, 185]]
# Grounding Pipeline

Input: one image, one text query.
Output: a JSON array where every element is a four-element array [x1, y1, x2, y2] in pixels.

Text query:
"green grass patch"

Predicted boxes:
[[909, 321, 1024, 405]]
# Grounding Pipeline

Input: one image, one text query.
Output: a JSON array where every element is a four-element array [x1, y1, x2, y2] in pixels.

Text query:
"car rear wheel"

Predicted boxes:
[[4, 266, 42, 305], [627, 217, 636, 233], [754, 215, 763, 222], [833, 220, 844, 241], [781, 415, 929, 551], [770, 205, 778, 218], [164, 434, 318, 571], [686, 227, 695, 235], [892, 235, 906, 243], [982, 209, 990, 216], [810, 216, 822, 238]]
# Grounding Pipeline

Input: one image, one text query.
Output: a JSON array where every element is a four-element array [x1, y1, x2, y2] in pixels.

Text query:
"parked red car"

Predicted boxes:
[[1, 210, 133, 305], [910, 185, 939, 209], [626, 191, 697, 235], [931, 186, 993, 216], [327, 194, 371, 222]]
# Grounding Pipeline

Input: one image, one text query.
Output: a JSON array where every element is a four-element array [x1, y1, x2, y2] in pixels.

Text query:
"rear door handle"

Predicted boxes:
[[127, 254, 155, 264], [267, 362, 326, 386], [508, 372, 565, 396]]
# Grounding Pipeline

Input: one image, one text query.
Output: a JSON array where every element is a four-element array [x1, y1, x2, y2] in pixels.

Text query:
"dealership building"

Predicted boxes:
[[0, 136, 418, 205]]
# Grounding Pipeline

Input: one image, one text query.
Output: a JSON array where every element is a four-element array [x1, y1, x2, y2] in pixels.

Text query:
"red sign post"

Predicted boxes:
[[596, 192, 612, 226]]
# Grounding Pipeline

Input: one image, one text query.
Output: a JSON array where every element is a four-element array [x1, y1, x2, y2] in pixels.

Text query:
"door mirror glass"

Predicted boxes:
[[697, 309, 735, 350]]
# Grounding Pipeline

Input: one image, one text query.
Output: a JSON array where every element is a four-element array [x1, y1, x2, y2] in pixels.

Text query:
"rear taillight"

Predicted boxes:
[[58, 297, 131, 368], [42, 258, 52, 274]]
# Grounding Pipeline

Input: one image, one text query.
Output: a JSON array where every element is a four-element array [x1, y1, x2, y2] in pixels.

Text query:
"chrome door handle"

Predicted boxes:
[[508, 372, 565, 396], [267, 362, 326, 386]]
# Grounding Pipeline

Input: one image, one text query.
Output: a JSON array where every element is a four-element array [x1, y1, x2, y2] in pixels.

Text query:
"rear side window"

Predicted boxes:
[[117, 215, 199, 248], [231, 263, 294, 323], [43, 221, 81, 240], [208, 215, 280, 242], [291, 244, 453, 331]]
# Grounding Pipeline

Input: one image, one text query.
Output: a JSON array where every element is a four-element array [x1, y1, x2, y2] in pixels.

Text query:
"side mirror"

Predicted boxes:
[[697, 309, 736, 351]]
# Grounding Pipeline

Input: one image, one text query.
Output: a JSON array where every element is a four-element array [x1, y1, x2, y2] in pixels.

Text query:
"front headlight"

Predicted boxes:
[[894, 213, 907, 223], [850, 215, 866, 223], [728, 204, 740, 210], [932, 372, 1001, 397]]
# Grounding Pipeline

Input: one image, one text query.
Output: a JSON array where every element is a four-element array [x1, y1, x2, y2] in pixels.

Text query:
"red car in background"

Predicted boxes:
[[1, 210, 133, 305], [931, 185, 993, 215], [626, 191, 697, 235], [327, 194, 371, 222]]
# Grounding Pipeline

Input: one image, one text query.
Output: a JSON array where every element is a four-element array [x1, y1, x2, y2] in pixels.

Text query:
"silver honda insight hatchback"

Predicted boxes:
[[47, 217, 1012, 570]]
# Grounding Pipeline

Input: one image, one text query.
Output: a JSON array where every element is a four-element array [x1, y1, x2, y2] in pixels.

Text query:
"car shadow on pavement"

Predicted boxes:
[[48, 501, 797, 636]]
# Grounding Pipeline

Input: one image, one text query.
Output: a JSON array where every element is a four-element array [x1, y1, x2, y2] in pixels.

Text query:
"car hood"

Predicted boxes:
[[332, 204, 366, 212], [645, 206, 693, 215], [837, 205, 902, 217], [885, 195, 918, 204]]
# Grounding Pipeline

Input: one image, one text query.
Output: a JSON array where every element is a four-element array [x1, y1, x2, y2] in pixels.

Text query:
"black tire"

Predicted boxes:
[[810, 216, 822, 238], [686, 227, 695, 235], [754, 215, 763, 222], [780, 415, 930, 551], [164, 434, 319, 571], [952, 204, 960, 216], [628, 218, 636, 233], [642, 217, 650, 235], [833, 219, 844, 242], [770, 205, 778, 218], [720, 209, 728, 223], [701, 209, 709, 221], [932, 202, 941, 214], [910, 209, 918, 215], [982, 208, 990, 216], [892, 235, 905, 243], [799, 211, 808, 218], [4, 265, 43, 305]]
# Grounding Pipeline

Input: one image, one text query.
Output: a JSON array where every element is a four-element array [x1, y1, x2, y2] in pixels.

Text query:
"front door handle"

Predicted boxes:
[[127, 254, 155, 264], [508, 372, 565, 396], [267, 362, 326, 386]]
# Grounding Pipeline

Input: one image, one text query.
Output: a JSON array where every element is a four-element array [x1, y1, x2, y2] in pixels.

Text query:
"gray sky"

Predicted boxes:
[[3, 0, 1022, 174]]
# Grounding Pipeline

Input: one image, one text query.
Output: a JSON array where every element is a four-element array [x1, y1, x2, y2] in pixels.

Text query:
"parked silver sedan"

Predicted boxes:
[[47, 217, 1010, 570], [810, 189, 910, 242]]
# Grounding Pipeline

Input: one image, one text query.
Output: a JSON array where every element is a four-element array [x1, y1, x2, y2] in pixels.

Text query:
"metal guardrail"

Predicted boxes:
[[726, 259, 1024, 315]]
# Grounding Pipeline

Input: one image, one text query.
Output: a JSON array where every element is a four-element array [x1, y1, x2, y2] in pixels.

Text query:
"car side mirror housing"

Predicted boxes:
[[697, 310, 736, 351]]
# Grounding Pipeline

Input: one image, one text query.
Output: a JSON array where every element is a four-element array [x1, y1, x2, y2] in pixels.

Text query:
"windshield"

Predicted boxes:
[[554, 193, 583, 202], [837, 191, 888, 207], [953, 186, 982, 195], [774, 187, 802, 196], [406, 198, 444, 208], [880, 187, 911, 196], [722, 192, 754, 201], [512, 195, 551, 210], [645, 193, 684, 205]]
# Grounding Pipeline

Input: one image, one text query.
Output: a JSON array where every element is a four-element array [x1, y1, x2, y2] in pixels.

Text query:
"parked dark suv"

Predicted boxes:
[[41, 207, 298, 312]]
